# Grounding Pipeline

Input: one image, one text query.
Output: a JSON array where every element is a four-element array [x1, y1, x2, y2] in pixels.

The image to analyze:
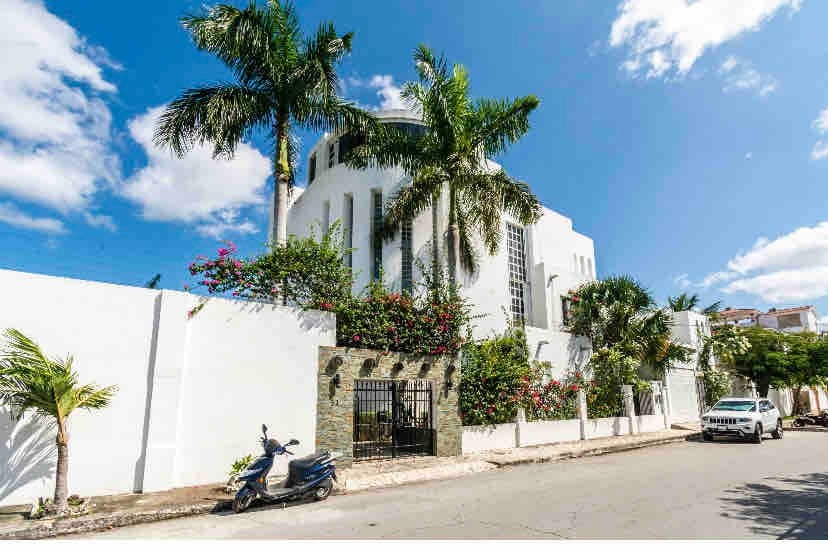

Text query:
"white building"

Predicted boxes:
[[283, 109, 596, 377], [758, 305, 820, 334]]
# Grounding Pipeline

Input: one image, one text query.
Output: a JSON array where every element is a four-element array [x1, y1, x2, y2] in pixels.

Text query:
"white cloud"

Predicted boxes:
[[673, 273, 691, 289], [719, 56, 778, 96], [609, 0, 801, 79], [83, 212, 117, 232], [811, 108, 828, 160], [347, 75, 408, 111], [0, 0, 118, 215], [701, 221, 828, 303], [0, 202, 66, 234], [120, 106, 271, 239], [745, 152, 753, 160]]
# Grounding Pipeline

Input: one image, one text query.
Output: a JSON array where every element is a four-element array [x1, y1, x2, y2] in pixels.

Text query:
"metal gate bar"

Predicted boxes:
[[353, 379, 434, 462]]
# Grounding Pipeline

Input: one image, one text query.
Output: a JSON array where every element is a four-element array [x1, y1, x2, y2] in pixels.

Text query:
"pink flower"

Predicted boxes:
[[218, 248, 229, 257], [353, 334, 361, 342]]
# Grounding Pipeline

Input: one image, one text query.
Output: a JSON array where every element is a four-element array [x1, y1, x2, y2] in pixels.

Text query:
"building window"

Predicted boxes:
[[371, 190, 383, 280], [343, 194, 353, 268], [587, 257, 593, 279], [506, 223, 528, 322], [308, 153, 316, 183], [401, 219, 413, 293], [561, 296, 572, 323], [328, 140, 336, 168], [322, 200, 330, 234], [579, 256, 586, 275], [338, 133, 364, 163]]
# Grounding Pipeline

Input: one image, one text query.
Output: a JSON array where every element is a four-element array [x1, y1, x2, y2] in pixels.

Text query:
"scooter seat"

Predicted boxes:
[[290, 451, 330, 471]]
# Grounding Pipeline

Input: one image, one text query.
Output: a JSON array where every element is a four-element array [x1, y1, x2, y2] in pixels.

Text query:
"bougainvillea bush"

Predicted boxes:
[[189, 224, 353, 307], [187, 225, 470, 356], [458, 328, 585, 425]]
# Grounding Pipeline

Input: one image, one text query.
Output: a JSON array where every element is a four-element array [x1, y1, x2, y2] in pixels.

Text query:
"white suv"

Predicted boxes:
[[701, 397, 783, 443]]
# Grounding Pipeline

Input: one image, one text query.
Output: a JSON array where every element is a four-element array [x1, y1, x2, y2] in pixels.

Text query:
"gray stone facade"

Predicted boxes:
[[316, 346, 461, 467]]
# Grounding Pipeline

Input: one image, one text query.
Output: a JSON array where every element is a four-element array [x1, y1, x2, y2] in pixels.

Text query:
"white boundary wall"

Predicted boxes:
[[462, 414, 667, 454], [0, 269, 335, 505]]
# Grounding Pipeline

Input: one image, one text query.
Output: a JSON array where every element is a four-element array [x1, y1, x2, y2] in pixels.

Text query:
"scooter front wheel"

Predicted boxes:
[[233, 487, 255, 513], [313, 479, 333, 501]]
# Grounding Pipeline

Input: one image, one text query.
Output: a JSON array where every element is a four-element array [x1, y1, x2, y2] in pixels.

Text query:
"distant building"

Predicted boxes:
[[714, 305, 820, 334], [715, 308, 760, 328], [758, 306, 819, 334]]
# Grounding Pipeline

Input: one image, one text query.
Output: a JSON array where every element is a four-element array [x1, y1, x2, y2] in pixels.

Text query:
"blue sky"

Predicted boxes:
[[1, 0, 827, 323]]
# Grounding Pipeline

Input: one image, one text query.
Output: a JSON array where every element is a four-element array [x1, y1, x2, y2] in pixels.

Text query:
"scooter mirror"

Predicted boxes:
[[262, 424, 268, 436], [287, 438, 299, 446]]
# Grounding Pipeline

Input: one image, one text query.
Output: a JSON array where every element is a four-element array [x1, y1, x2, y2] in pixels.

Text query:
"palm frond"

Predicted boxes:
[[154, 83, 273, 158], [470, 95, 539, 158]]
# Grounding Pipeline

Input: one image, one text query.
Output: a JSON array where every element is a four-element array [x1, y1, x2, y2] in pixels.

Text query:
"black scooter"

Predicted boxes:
[[233, 424, 337, 513]]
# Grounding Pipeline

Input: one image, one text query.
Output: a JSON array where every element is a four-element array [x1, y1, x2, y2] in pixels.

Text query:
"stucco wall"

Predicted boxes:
[[0, 269, 335, 505]]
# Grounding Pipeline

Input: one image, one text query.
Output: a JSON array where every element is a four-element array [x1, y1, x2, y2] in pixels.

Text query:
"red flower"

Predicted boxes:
[[353, 334, 361, 342], [552, 380, 560, 387], [570, 384, 579, 392]]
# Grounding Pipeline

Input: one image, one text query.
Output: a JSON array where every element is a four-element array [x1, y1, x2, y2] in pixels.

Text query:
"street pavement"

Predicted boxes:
[[76, 431, 828, 539]]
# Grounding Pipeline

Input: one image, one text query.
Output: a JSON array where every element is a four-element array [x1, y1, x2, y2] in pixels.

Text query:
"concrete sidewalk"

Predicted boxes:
[[0, 428, 696, 539]]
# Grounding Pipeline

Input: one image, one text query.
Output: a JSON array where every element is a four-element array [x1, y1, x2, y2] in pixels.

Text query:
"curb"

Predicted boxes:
[[787, 426, 828, 433], [482, 433, 696, 467], [0, 432, 696, 539], [0, 501, 231, 540]]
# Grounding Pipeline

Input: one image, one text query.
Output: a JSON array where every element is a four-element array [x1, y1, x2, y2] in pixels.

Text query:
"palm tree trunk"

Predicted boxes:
[[273, 116, 291, 248], [54, 421, 69, 514], [446, 187, 459, 293]]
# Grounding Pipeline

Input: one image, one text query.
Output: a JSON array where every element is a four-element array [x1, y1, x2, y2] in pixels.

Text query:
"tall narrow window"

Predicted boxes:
[[507, 223, 528, 322], [343, 194, 353, 268], [561, 296, 572, 323], [587, 257, 593, 279], [371, 191, 383, 280], [401, 219, 413, 293], [308, 153, 316, 183], [580, 256, 586, 275], [322, 200, 330, 234], [328, 140, 336, 168]]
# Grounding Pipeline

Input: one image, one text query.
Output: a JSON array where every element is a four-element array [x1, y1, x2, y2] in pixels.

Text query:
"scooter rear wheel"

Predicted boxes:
[[313, 479, 333, 501]]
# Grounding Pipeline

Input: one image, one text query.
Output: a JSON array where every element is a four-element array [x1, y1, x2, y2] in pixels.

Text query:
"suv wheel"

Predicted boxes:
[[753, 423, 763, 444], [702, 432, 713, 442], [772, 419, 783, 439]]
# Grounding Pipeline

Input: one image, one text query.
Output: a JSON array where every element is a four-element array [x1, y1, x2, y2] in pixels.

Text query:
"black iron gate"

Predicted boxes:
[[353, 379, 435, 461]]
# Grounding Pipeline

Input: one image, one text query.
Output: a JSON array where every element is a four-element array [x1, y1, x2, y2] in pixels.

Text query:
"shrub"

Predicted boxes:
[[459, 328, 532, 425], [703, 368, 731, 408], [520, 369, 583, 421], [586, 346, 645, 418]]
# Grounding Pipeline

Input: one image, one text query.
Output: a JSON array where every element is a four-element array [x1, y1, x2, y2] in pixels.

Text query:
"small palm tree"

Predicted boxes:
[[346, 45, 542, 288], [668, 292, 700, 312], [0, 329, 116, 515], [155, 0, 375, 246]]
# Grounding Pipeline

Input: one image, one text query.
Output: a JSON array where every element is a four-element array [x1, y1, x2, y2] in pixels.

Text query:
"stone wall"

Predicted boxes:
[[316, 346, 461, 466]]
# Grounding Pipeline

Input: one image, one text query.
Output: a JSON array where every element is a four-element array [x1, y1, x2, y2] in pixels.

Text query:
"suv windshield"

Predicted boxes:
[[712, 400, 756, 412]]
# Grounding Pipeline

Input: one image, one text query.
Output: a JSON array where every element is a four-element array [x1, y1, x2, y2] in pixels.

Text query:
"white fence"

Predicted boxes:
[[462, 383, 671, 454], [0, 269, 335, 506]]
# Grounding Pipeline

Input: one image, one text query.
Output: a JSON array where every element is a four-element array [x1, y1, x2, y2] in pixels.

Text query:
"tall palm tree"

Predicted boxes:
[[155, 0, 375, 246], [0, 329, 116, 515], [346, 45, 542, 288]]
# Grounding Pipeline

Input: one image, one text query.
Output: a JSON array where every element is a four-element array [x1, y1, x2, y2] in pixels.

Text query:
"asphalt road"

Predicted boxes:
[[78, 431, 828, 539]]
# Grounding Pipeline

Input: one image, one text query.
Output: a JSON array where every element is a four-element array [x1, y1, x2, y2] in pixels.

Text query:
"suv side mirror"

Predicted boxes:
[[262, 424, 268, 436], [287, 438, 299, 446]]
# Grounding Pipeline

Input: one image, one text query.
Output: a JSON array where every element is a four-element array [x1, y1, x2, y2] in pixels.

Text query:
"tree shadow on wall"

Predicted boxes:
[[0, 413, 56, 504], [720, 472, 828, 539]]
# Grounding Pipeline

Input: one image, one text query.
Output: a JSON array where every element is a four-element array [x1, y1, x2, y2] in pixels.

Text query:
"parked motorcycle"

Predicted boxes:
[[793, 410, 828, 428], [233, 424, 337, 513]]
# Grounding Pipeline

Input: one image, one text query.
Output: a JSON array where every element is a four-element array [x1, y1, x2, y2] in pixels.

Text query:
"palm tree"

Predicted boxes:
[[346, 45, 542, 288], [155, 0, 375, 246], [668, 292, 700, 312], [0, 329, 116, 515], [569, 276, 691, 375]]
